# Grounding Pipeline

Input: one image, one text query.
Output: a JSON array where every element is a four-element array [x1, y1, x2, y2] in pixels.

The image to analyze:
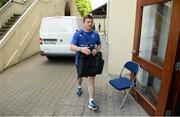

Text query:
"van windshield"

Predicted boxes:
[[58, 19, 76, 33], [41, 19, 58, 33]]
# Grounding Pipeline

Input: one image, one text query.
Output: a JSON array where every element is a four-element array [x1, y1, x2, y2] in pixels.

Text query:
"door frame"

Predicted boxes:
[[167, 33, 180, 115], [132, 0, 180, 115]]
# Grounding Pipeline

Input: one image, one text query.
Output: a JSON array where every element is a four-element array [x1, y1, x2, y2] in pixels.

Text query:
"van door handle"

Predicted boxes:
[[59, 39, 63, 42]]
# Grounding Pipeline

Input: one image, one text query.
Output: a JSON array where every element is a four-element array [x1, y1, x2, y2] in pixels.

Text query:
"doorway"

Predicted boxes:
[[166, 33, 180, 115], [65, 2, 71, 16], [132, 0, 180, 115]]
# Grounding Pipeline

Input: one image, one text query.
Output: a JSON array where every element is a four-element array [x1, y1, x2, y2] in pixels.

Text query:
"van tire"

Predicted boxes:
[[47, 56, 54, 60]]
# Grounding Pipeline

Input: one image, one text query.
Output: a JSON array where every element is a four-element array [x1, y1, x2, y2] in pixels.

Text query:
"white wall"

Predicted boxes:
[[107, 0, 137, 75]]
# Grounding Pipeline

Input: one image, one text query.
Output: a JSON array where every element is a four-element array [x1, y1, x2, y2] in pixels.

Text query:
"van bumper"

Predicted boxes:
[[40, 45, 75, 56]]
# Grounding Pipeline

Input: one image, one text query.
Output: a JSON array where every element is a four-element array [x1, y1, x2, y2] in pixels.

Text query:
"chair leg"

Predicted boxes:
[[120, 89, 131, 109]]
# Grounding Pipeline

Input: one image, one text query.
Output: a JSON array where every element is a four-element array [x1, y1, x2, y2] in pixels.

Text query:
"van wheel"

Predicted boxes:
[[47, 56, 54, 60]]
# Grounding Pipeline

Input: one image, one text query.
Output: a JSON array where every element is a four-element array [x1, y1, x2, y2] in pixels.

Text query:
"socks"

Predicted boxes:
[[77, 85, 81, 89], [89, 97, 94, 103]]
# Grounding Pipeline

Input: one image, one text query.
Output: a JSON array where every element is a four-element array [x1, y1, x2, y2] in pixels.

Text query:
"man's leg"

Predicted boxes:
[[77, 77, 83, 86], [76, 77, 83, 96], [88, 76, 95, 99], [76, 64, 83, 96], [87, 76, 97, 110]]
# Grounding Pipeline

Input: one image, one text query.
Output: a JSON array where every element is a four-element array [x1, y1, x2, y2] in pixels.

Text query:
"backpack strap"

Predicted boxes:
[[76, 29, 90, 46]]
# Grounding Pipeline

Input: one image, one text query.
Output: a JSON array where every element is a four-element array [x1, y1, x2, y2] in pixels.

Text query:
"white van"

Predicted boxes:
[[39, 16, 83, 59]]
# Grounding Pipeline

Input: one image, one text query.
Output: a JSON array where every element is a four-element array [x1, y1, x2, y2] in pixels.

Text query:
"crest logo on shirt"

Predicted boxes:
[[91, 34, 95, 38]]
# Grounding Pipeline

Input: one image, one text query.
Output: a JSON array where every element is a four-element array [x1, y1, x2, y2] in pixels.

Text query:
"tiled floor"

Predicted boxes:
[[0, 34, 148, 116]]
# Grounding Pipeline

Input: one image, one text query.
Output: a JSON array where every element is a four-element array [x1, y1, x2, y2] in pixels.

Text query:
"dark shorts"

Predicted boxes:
[[76, 65, 95, 78]]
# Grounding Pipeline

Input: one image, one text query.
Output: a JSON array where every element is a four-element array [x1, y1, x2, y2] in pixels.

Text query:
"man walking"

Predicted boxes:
[[69, 15, 101, 111]]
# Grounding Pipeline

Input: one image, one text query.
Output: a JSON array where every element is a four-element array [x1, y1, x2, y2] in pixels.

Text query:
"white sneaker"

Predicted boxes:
[[88, 101, 98, 111]]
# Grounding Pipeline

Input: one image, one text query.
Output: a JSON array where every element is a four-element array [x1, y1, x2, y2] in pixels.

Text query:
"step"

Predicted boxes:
[[0, 13, 21, 40], [8, 19, 16, 22], [1, 26, 9, 30], [1, 27, 8, 30], [0, 28, 7, 32], [11, 14, 20, 19], [5, 22, 14, 25], [13, 13, 21, 17], [0, 30, 7, 39], [11, 16, 19, 20], [0, 31, 4, 35], [2, 25, 11, 29]]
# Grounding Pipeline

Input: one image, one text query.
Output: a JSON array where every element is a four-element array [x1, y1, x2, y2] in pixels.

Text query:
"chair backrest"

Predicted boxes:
[[124, 61, 140, 75]]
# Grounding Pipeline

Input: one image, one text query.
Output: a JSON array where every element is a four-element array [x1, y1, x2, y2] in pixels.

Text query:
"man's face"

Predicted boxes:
[[84, 18, 93, 31]]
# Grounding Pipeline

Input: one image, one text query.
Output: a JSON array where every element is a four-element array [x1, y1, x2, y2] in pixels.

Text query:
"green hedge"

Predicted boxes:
[[0, 0, 8, 8], [75, 0, 92, 17]]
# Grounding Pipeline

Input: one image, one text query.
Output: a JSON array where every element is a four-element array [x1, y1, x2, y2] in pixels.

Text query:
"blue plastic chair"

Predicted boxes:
[[109, 61, 140, 108]]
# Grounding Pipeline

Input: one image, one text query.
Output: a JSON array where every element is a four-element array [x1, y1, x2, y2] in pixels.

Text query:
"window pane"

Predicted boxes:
[[136, 68, 161, 107], [139, 1, 173, 67]]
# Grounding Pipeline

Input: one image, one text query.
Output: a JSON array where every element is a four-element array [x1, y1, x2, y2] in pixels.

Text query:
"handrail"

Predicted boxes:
[[20, 0, 35, 16], [12, 0, 30, 5], [39, 0, 50, 4], [0, 0, 13, 15]]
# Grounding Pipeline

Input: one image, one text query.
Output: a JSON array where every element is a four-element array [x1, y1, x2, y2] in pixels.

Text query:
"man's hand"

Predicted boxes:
[[81, 47, 91, 55], [91, 49, 98, 56]]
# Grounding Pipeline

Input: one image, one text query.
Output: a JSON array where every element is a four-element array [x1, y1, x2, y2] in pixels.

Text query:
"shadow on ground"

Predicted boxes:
[[43, 56, 75, 65]]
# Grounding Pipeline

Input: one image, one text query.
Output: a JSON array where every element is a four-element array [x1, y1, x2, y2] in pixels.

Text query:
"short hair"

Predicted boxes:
[[83, 14, 94, 22]]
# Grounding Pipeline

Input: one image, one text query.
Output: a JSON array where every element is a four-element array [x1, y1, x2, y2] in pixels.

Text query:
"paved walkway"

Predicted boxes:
[[0, 34, 148, 116]]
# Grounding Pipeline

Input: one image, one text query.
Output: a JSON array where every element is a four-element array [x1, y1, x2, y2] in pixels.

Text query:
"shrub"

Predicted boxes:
[[75, 0, 92, 17], [0, 0, 8, 8]]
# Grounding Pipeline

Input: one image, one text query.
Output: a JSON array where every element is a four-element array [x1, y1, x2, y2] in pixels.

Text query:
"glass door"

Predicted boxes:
[[132, 0, 179, 115], [138, 2, 172, 67], [136, 0, 173, 107]]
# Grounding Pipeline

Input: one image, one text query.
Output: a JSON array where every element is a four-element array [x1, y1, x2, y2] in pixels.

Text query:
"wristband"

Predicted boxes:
[[79, 47, 82, 52]]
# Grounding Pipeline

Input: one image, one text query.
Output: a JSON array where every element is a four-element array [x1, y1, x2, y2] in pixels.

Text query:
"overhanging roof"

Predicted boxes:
[[90, 3, 107, 18]]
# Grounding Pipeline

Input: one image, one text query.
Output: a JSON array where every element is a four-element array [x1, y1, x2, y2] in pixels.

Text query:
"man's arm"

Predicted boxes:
[[95, 44, 101, 51], [69, 44, 81, 52], [91, 44, 101, 56], [69, 44, 91, 55]]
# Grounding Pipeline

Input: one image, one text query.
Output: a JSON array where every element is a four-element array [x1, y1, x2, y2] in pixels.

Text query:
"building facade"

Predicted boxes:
[[107, 0, 180, 116]]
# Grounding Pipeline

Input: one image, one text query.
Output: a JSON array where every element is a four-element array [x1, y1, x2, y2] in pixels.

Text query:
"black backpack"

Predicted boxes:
[[76, 30, 104, 77]]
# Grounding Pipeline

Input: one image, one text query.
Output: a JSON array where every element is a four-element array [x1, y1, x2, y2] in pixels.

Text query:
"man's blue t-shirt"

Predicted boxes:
[[71, 29, 101, 65]]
